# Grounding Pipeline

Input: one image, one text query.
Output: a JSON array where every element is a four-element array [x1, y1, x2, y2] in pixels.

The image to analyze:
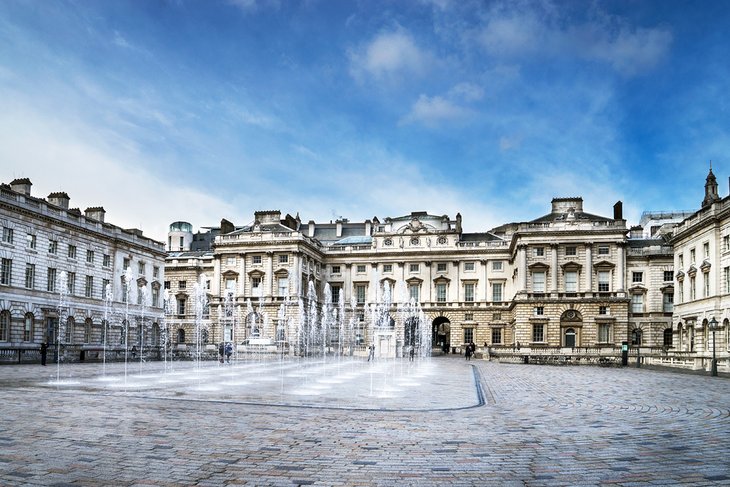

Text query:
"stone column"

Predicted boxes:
[[239, 252, 246, 296], [212, 256, 221, 296], [550, 245, 558, 293], [617, 244, 625, 291], [585, 244, 592, 292], [518, 245, 528, 292], [266, 251, 274, 298]]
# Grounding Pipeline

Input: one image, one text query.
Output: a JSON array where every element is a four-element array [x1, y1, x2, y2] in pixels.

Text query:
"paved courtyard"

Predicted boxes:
[[1, 357, 729, 486]]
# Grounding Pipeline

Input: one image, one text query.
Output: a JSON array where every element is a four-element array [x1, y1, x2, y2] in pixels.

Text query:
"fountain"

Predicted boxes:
[[55, 270, 69, 383], [191, 274, 209, 370]]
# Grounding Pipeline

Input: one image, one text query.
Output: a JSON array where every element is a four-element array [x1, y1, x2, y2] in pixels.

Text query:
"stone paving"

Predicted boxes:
[[0, 357, 729, 486]]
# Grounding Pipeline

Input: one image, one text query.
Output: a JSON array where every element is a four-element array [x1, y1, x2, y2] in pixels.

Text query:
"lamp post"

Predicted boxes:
[[708, 317, 719, 377]]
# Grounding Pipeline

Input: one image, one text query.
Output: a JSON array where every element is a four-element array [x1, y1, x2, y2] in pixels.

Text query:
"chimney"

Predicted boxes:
[[220, 218, 235, 235], [336, 220, 343, 237], [84, 207, 106, 222], [613, 201, 623, 220], [365, 219, 372, 236], [10, 178, 32, 196], [308, 220, 316, 238], [48, 192, 70, 209]]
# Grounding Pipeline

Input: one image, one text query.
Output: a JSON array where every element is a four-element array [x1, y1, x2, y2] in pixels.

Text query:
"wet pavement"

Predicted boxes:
[[0, 356, 728, 486]]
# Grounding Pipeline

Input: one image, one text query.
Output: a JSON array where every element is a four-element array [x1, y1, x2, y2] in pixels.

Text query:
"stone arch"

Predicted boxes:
[[432, 315, 451, 353]]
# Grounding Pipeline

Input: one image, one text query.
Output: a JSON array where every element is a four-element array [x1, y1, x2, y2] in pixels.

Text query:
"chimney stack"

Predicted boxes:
[[613, 201, 623, 220], [47, 192, 70, 209], [10, 178, 32, 196], [84, 207, 106, 222]]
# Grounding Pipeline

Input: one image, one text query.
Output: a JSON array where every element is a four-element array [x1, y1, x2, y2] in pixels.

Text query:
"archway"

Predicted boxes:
[[432, 316, 451, 353], [560, 309, 582, 347]]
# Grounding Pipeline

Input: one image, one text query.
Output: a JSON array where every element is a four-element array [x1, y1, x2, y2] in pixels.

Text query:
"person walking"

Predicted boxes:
[[409, 346, 415, 361], [465, 343, 472, 361], [225, 342, 233, 363], [218, 342, 225, 363], [40, 342, 47, 366], [367, 344, 375, 361]]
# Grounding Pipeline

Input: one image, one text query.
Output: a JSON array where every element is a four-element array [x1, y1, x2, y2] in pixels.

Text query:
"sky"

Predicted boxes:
[[2, 0, 730, 242]]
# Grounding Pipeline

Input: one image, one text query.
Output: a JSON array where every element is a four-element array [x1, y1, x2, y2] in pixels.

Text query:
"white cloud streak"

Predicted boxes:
[[349, 29, 434, 84]]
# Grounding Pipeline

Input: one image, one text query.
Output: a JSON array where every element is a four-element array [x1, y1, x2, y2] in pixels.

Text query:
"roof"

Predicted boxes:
[[529, 211, 613, 224], [331, 236, 373, 246]]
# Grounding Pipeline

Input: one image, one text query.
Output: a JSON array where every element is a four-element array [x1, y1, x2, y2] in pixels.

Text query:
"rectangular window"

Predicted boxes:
[[491, 327, 502, 345], [598, 323, 611, 343], [49, 240, 58, 254], [252, 277, 261, 289], [724, 235, 730, 252], [225, 278, 236, 292], [252, 255, 262, 264], [565, 271, 577, 292], [357, 264, 366, 273], [178, 236, 184, 250], [436, 283, 447, 302], [492, 261, 503, 271], [103, 279, 110, 298], [690, 276, 696, 300], [632, 272, 643, 283], [690, 248, 696, 263], [153, 266, 159, 278], [534, 306, 544, 316], [725, 267, 730, 293], [704, 242, 710, 258], [534, 247, 544, 257], [565, 246, 577, 256], [663, 270, 673, 282], [278, 277, 289, 297], [85, 276, 93, 298], [279, 254, 288, 264], [464, 313, 474, 321], [330, 285, 340, 303], [599, 305, 608, 315], [383, 264, 392, 273], [437, 263, 448, 272], [679, 254, 684, 268], [355, 284, 366, 304], [86, 250, 94, 264], [123, 257, 130, 270], [704, 275, 710, 298], [163, 280, 170, 290], [226, 256, 236, 266], [492, 312, 501, 321], [463, 328, 474, 344], [138, 262, 145, 275], [47, 268, 57, 292], [152, 287, 160, 307], [68, 244, 76, 259], [631, 294, 644, 313], [103, 254, 111, 267], [464, 262, 475, 271], [492, 282, 503, 302], [598, 245, 609, 255], [2, 227, 13, 244], [178, 280, 186, 289], [532, 271, 545, 293], [27, 233, 36, 249], [177, 298, 186, 315], [0, 258, 11, 286], [663, 293, 673, 313], [598, 271, 610, 292], [409, 284, 419, 302], [464, 283, 475, 302], [678, 283, 683, 303], [23, 314, 32, 341], [67, 272, 75, 295], [532, 323, 545, 342], [25, 263, 35, 289], [409, 263, 420, 273], [331, 265, 341, 274]]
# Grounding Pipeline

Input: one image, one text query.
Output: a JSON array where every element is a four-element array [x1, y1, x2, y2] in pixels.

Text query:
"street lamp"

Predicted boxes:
[[708, 317, 719, 377]]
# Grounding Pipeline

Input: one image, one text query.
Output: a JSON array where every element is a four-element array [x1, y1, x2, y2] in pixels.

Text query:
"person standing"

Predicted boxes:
[[40, 342, 47, 366], [225, 342, 233, 363], [218, 342, 225, 363], [409, 346, 415, 362], [367, 344, 375, 361]]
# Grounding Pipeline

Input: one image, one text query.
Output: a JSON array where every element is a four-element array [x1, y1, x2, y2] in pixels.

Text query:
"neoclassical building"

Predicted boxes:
[[0, 178, 166, 362]]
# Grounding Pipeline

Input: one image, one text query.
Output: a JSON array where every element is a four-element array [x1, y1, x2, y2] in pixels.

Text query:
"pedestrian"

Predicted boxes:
[[409, 346, 415, 362], [470, 341, 476, 359], [40, 342, 47, 366], [465, 343, 472, 361], [225, 342, 233, 363], [218, 342, 225, 363], [367, 344, 375, 361]]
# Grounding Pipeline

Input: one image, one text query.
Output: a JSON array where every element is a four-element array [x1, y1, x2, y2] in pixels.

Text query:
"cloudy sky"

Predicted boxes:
[[2, 0, 729, 241]]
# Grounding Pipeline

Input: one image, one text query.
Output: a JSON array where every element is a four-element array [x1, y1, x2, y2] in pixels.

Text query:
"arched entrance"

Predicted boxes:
[[560, 309, 582, 347], [432, 316, 451, 353]]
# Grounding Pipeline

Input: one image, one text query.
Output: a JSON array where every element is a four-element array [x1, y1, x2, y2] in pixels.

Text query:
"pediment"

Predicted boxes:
[[593, 260, 615, 269], [561, 261, 582, 271], [222, 270, 239, 277], [528, 262, 550, 270]]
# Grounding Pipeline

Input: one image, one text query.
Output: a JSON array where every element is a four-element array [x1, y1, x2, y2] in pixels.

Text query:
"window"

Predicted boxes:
[[532, 271, 545, 293], [464, 283, 475, 302], [85, 276, 93, 298], [565, 271, 577, 292], [436, 283, 447, 302], [492, 261, 503, 271], [1, 258, 12, 286], [632, 272, 643, 283], [690, 248, 696, 263], [663, 270, 673, 282], [331, 265, 341, 274], [382, 264, 392, 273], [678, 283, 683, 303], [598, 271, 610, 292], [178, 236, 184, 251], [123, 257, 130, 270], [464, 262, 475, 271], [678, 254, 684, 268], [598, 323, 611, 343], [690, 276, 696, 300], [0, 310, 8, 341], [330, 285, 340, 303], [178, 280, 186, 289], [226, 256, 236, 266], [278, 277, 289, 297], [409, 263, 420, 273], [2, 227, 13, 244], [163, 281, 170, 290], [121, 280, 128, 303], [68, 244, 76, 259], [102, 279, 110, 298], [631, 294, 644, 313], [534, 306, 544, 316], [252, 277, 261, 289], [532, 323, 545, 342], [437, 263, 447, 272], [409, 284, 419, 302], [152, 287, 159, 307], [724, 235, 730, 252], [492, 312, 501, 321], [492, 282, 503, 302], [663, 328, 673, 347], [24, 263, 35, 289], [599, 305, 608, 315], [491, 327, 502, 344], [27, 233, 36, 249], [153, 266, 159, 278], [45, 268, 56, 292], [23, 313, 33, 341], [49, 240, 58, 254], [177, 298, 186, 315], [278, 254, 288, 264], [84, 319, 92, 344], [534, 247, 544, 257], [355, 284, 366, 304], [704, 242, 710, 258], [663, 293, 673, 313], [357, 264, 366, 273], [225, 278, 236, 292], [704, 275, 710, 298], [598, 245, 609, 255], [463, 328, 474, 344], [465, 313, 474, 321], [138, 261, 145, 275], [565, 246, 577, 256], [252, 255, 262, 264], [103, 254, 111, 267], [67, 272, 75, 295], [726, 267, 730, 293]]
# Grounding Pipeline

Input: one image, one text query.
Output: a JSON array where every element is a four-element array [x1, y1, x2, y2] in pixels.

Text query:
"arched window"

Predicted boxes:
[[663, 328, 673, 347], [84, 318, 92, 344], [23, 312, 34, 342], [564, 328, 576, 348], [0, 310, 9, 342], [65, 317, 75, 344], [177, 328, 185, 344]]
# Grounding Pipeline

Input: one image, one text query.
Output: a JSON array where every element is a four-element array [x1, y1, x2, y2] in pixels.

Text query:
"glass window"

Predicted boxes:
[[103, 254, 111, 267], [0, 310, 9, 341], [704, 242, 710, 258], [67, 272, 75, 294], [464, 283, 474, 302], [663, 270, 673, 282], [152, 287, 159, 307], [565, 246, 577, 256], [690, 248, 696, 263], [436, 283, 447, 302], [598, 323, 611, 342], [355, 284, 366, 304], [279, 254, 289, 264], [463, 328, 474, 344], [27, 233, 36, 249], [409, 263, 419, 273], [565, 271, 577, 292], [225, 278, 236, 292], [331, 265, 341, 274], [86, 250, 94, 264], [357, 264, 366, 273], [49, 240, 58, 254], [2, 227, 14, 244], [464, 262, 475, 271], [252, 277, 261, 289], [138, 261, 145, 275], [663, 293, 673, 313], [492, 261, 503, 271], [598, 271, 610, 292], [24, 263, 35, 289], [532, 323, 544, 342], [382, 264, 392, 273], [278, 277, 289, 297], [690, 276, 696, 300], [252, 255, 262, 264], [598, 245, 609, 255], [68, 244, 76, 259], [84, 319, 92, 344], [437, 263, 447, 272], [85, 276, 93, 298], [632, 272, 643, 283], [534, 247, 544, 257], [492, 282, 503, 302], [631, 294, 644, 313], [23, 313, 33, 341], [330, 285, 340, 303], [465, 313, 473, 321], [599, 305, 609, 315], [178, 280, 186, 289], [0, 258, 11, 286], [177, 298, 186, 315], [491, 327, 502, 345], [153, 266, 159, 278], [409, 284, 419, 302], [663, 328, 673, 347], [533, 271, 545, 293], [534, 306, 544, 316]]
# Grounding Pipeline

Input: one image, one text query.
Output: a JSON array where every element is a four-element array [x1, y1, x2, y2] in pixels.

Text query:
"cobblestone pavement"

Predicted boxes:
[[1, 358, 729, 486]]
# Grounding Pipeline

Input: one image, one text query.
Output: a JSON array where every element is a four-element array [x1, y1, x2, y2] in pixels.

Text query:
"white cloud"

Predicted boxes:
[[349, 30, 433, 84], [401, 94, 471, 126], [227, 0, 280, 12], [448, 82, 484, 102]]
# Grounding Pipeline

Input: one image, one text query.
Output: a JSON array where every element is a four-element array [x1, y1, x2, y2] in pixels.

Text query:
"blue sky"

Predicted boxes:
[[1, 0, 729, 241]]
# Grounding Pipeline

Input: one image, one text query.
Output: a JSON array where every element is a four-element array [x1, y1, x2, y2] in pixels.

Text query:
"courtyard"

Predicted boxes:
[[0, 357, 728, 486]]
